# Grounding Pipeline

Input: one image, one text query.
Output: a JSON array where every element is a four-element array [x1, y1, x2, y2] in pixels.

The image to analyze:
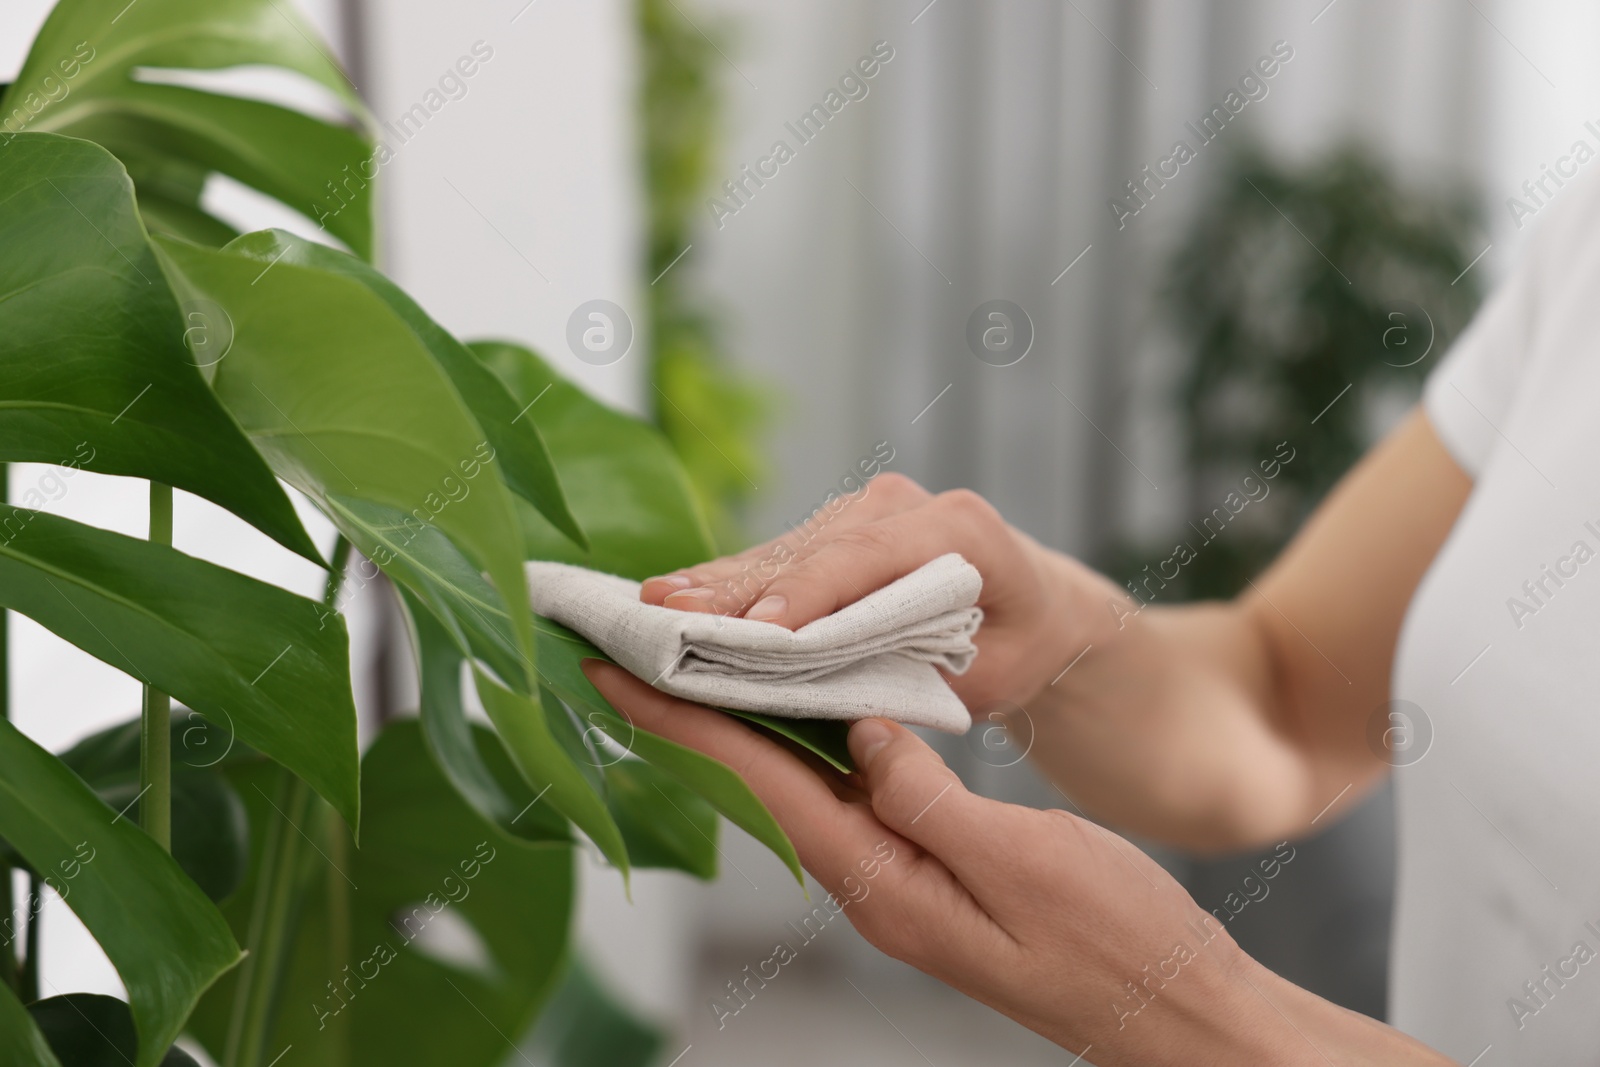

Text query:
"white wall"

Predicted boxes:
[[369, 0, 646, 413]]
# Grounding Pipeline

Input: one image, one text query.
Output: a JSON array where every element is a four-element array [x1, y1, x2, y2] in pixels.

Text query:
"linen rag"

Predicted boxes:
[[526, 553, 981, 733]]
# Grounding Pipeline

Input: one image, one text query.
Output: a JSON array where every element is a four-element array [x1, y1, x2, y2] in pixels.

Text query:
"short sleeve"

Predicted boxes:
[[1421, 263, 1535, 478], [1422, 170, 1600, 477]]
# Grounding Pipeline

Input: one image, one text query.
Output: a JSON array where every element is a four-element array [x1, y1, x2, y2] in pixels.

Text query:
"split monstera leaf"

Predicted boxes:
[[0, 0, 845, 1059]]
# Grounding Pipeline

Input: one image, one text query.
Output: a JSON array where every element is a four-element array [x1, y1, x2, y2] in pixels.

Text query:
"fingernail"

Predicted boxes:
[[645, 574, 693, 591], [745, 595, 786, 622], [664, 586, 716, 603], [849, 719, 894, 772]]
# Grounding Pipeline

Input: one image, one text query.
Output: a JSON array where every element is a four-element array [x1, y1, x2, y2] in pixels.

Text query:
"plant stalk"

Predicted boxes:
[[324, 810, 353, 1062], [17, 875, 38, 1005], [225, 536, 351, 1067], [225, 772, 312, 1067], [141, 482, 173, 851], [0, 461, 13, 996]]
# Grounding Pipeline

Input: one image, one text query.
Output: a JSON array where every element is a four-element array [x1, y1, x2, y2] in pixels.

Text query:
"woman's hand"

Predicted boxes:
[[582, 663, 1450, 1066], [638, 473, 1113, 711]]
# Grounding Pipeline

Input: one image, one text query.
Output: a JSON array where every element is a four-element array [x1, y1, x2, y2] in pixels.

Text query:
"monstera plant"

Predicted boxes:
[[0, 1, 817, 1063]]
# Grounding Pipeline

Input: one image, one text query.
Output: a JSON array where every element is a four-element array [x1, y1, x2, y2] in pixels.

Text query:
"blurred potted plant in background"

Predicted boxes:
[[638, 0, 771, 551], [1112, 144, 1483, 601]]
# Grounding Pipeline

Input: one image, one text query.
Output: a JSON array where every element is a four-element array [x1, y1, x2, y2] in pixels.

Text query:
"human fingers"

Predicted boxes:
[[638, 472, 933, 613], [845, 718, 1039, 915], [724, 488, 1030, 631], [584, 664, 1017, 980]]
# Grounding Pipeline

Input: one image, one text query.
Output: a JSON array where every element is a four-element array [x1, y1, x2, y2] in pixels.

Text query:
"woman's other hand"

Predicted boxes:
[[638, 473, 1114, 711]]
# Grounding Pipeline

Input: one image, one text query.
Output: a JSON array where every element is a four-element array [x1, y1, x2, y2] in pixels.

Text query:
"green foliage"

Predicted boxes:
[[405, 586, 573, 845], [2, 0, 374, 256], [654, 334, 771, 549], [0, 2, 803, 1062], [0, 134, 319, 562], [0, 715, 239, 1066], [29, 994, 199, 1066], [182, 726, 577, 1066], [638, 0, 770, 549], [59, 717, 251, 901], [155, 233, 542, 687], [0, 506, 360, 829], [2, 983, 59, 1067], [533, 617, 805, 886], [1117, 144, 1485, 599], [606, 760, 719, 880], [527, 959, 666, 1067], [229, 234, 586, 549], [472, 339, 715, 578], [723, 708, 855, 774], [476, 671, 632, 879]]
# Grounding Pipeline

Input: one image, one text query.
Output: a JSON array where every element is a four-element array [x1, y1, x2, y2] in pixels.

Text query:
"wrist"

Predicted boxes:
[[1010, 544, 1096, 705], [1035, 547, 1125, 661]]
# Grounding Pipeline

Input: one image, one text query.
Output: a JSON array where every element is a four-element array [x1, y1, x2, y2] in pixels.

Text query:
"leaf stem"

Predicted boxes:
[[225, 771, 311, 1067], [141, 482, 173, 851], [225, 535, 351, 1067], [323, 535, 353, 607], [0, 461, 13, 996], [323, 808, 353, 1062], [17, 874, 38, 1004]]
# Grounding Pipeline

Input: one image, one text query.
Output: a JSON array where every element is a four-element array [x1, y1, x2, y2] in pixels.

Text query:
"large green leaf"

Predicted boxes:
[[0, 716, 239, 1067], [58, 716, 251, 901], [723, 708, 854, 775], [5, 0, 372, 256], [470, 341, 715, 578], [475, 671, 630, 879], [605, 759, 718, 879], [321, 489, 799, 885], [526, 959, 666, 1067], [0, 984, 60, 1067], [63, 86, 372, 253], [534, 619, 804, 886], [371, 512, 715, 879], [188, 724, 574, 1067], [156, 235, 539, 686], [0, 509, 359, 829], [332, 497, 529, 689], [0, 133, 320, 562], [117, 147, 241, 248], [400, 585, 571, 845], [30, 994, 198, 1066], [58, 707, 259, 777], [323, 502, 633, 878], [226, 231, 587, 548]]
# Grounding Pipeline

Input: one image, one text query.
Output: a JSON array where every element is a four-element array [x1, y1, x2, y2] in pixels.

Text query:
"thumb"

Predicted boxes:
[[849, 719, 994, 863]]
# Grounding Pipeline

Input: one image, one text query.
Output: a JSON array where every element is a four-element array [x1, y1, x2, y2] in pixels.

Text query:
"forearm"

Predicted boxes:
[[1021, 556, 1331, 850], [1043, 904, 1455, 1066], [1211, 956, 1459, 1067], [1005, 953, 1454, 1067], [1019, 411, 1466, 851]]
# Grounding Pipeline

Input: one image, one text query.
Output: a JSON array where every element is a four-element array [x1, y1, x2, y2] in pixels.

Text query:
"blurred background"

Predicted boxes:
[[5, 0, 1595, 1062]]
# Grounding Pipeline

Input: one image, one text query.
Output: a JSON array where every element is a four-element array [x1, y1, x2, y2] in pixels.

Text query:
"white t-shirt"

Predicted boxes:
[[1392, 170, 1600, 1061]]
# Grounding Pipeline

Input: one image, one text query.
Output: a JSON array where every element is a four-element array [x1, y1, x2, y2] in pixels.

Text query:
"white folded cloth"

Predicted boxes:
[[526, 553, 981, 733]]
